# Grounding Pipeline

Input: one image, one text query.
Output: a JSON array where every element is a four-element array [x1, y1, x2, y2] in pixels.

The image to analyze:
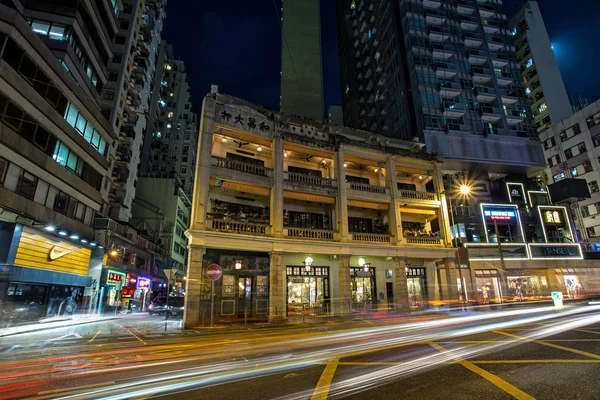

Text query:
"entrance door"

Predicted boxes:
[[386, 282, 394, 311], [237, 276, 253, 317]]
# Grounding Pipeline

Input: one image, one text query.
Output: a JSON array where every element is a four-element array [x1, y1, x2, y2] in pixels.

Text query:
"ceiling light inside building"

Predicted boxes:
[[284, 151, 288, 157], [257, 146, 263, 152], [343, 163, 348, 168], [419, 175, 423, 180], [69, 234, 79, 240], [44, 226, 56, 232], [374, 168, 379, 172], [58, 230, 68, 236], [80, 239, 88, 244], [221, 137, 227, 143]]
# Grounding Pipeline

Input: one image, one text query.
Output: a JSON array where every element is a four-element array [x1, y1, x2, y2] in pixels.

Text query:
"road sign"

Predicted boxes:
[[206, 264, 223, 281], [551, 291, 563, 310]]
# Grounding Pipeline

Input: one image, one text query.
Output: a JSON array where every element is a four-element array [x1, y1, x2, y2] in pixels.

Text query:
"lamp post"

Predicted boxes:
[[446, 185, 472, 304]]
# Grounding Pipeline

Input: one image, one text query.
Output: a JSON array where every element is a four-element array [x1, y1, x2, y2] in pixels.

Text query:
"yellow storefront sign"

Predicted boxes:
[[283, 191, 335, 204], [209, 178, 271, 196], [13, 226, 91, 276], [348, 200, 389, 210]]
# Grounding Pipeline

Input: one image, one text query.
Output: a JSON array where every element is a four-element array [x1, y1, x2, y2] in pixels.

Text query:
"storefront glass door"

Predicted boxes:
[[406, 268, 427, 309], [350, 268, 376, 311], [286, 266, 330, 316]]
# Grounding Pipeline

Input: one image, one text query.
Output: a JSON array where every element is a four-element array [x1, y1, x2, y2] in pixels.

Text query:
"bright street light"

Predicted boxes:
[[459, 184, 472, 195]]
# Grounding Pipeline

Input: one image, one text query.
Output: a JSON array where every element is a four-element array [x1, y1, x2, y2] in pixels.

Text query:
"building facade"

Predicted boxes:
[[139, 43, 198, 198], [540, 100, 600, 243], [281, 0, 324, 121], [131, 177, 191, 278], [101, 0, 166, 222], [0, 2, 117, 324], [335, 0, 543, 168], [509, 1, 572, 134], [184, 89, 462, 328]]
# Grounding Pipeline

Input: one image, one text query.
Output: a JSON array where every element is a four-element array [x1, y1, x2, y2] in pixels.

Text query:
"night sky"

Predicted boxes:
[[162, 0, 600, 115]]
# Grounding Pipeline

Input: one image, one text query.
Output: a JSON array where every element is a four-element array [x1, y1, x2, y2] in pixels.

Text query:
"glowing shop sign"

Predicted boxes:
[[483, 208, 516, 221], [107, 270, 125, 283], [544, 210, 562, 224], [137, 277, 151, 290]]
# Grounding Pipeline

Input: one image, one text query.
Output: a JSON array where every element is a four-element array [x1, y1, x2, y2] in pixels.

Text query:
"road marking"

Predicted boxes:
[[35, 381, 115, 397], [311, 359, 339, 400], [493, 331, 600, 360], [88, 331, 101, 343], [49, 332, 83, 341], [573, 328, 600, 336], [428, 341, 536, 400], [473, 359, 600, 364]]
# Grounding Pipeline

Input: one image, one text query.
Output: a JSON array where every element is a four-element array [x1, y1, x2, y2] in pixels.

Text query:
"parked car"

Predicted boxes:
[[148, 296, 184, 317]]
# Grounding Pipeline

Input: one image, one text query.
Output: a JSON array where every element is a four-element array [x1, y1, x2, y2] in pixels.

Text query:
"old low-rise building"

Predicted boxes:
[[183, 88, 463, 327]]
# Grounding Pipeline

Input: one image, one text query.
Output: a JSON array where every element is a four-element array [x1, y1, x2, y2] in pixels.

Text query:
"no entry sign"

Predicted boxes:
[[206, 264, 223, 281]]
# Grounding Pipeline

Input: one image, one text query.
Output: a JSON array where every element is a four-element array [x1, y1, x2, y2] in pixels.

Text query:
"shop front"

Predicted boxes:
[[0, 224, 91, 326], [505, 272, 549, 301], [350, 267, 376, 311], [474, 269, 503, 304], [200, 251, 270, 321], [286, 266, 330, 316], [406, 267, 427, 309], [555, 268, 600, 299], [100, 269, 126, 314]]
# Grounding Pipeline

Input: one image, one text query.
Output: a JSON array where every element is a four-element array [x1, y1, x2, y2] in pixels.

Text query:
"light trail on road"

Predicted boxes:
[[1, 305, 597, 400]]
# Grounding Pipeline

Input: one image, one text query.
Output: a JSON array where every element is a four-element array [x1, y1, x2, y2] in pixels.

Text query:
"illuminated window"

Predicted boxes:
[[167, 112, 174, 118], [165, 64, 172, 71], [169, 92, 174, 97], [525, 58, 533, 68], [538, 103, 547, 113], [351, 0, 356, 9], [511, 27, 517, 36], [166, 123, 172, 128], [525, 87, 531, 95]]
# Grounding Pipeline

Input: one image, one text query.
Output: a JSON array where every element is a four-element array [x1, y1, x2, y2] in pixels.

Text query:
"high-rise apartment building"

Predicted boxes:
[[139, 43, 197, 197], [281, 0, 324, 121], [101, 0, 166, 222], [509, 1, 572, 134], [336, 0, 544, 168], [0, 1, 119, 320], [540, 100, 600, 243]]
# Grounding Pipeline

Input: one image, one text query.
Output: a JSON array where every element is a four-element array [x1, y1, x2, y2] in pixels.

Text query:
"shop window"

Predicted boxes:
[[54, 191, 69, 214], [33, 180, 49, 205], [4, 164, 21, 192], [0, 157, 7, 186], [16, 171, 37, 200]]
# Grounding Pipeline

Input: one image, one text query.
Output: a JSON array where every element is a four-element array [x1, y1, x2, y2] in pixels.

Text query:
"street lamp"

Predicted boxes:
[[459, 184, 472, 195], [234, 258, 243, 270], [446, 184, 472, 304], [304, 256, 313, 272]]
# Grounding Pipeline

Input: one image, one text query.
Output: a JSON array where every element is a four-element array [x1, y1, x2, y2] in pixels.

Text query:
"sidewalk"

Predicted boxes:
[[0, 315, 121, 338]]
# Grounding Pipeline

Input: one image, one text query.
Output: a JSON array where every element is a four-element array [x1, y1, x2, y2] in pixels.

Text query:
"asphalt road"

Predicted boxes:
[[1, 306, 600, 399]]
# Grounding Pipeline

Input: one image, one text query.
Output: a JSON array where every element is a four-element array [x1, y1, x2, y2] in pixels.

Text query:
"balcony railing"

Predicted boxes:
[[348, 182, 389, 195], [207, 218, 270, 235], [406, 236, 443, 246], [212, 156, 273, 177], [285, 228, 336, 240], [398, 190, 438, 201], [284, 172, 337, 188], [351, 232, 391, 243]]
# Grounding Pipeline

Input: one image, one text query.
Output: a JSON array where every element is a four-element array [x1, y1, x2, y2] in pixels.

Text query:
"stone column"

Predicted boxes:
[[337, 255, 352, 314], [394, 257, 409, 314], [335, 146, 349, 241], [444, 258, 460, 303], [433, 165, 452, 246], [191, 97, 215, 231], [271, 136, 284, 237], [269, 252, 286, 323], [183, 244, 205, 329], [386, 158, 403, 245]]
